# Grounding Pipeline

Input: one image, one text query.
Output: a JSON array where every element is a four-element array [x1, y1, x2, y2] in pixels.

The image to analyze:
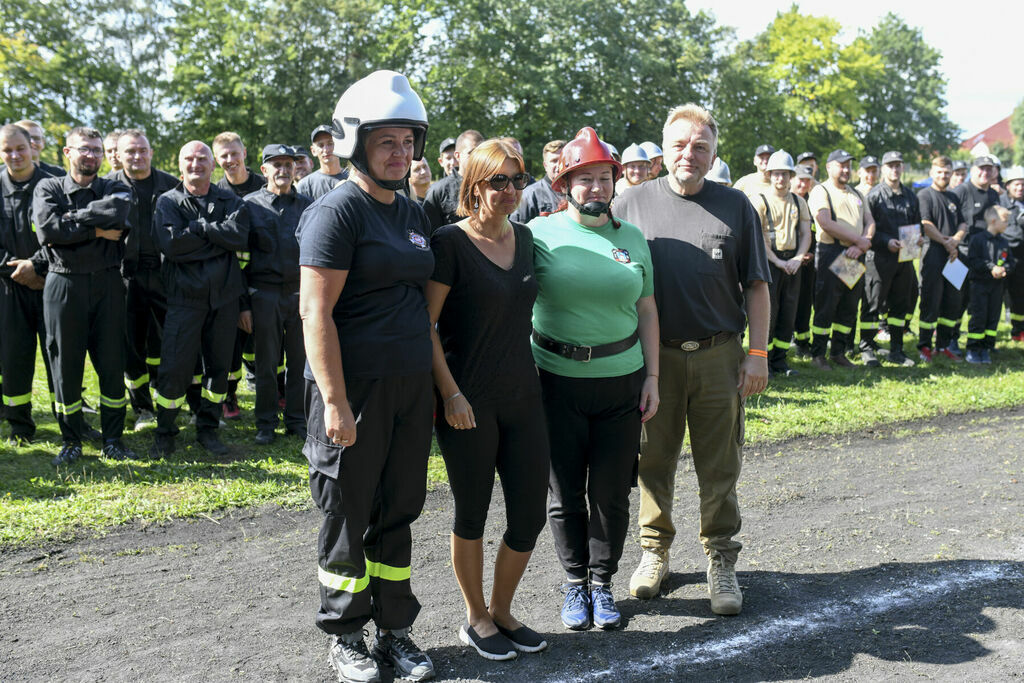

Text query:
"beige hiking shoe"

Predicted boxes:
[[707, 556, 742, 615], [629, 547, 669, 599]]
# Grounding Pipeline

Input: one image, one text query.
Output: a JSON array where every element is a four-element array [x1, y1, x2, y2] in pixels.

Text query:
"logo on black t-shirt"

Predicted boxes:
[[407, 230, 429, 250], [611, 248, 631, 263]]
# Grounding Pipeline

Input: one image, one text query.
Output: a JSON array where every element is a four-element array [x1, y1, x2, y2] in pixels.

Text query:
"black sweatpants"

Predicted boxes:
[[1005, 245, 1024, 335], [0, 278, 55, 439], [967, 279, 1003, 351], [305, 374, 433, 636], [917, 245, 963, 350], [539, 368, 642, 585], [793, 258, 815, 348], [124, 267, 167, 414], [435, 394, 550, 553], [155, 299, 238, 437], [860, 250, 917, 354], [43, 269, 127, 443], [767, 251, 801, 368], [251, 286, 304, 432], [810, 243, 864, 358]]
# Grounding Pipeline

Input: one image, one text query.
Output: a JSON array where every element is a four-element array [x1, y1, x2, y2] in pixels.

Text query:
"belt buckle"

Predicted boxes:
[[571, 345, 593, 362], [680, 341, 700, 351]]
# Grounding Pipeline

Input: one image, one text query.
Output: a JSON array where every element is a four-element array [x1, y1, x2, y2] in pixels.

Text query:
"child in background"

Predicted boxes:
[[966, 206, 1015, 364]]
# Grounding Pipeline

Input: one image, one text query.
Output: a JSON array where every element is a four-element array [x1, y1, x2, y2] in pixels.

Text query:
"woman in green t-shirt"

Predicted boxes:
[[529, 126, 660, 631]]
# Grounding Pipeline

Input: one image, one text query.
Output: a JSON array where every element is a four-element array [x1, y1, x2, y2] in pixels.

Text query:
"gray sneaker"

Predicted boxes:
[[134, 409, 156, 432], [372, 627, 434, 681], [707, 556, 743, 615], [328, 631, 380, 683]]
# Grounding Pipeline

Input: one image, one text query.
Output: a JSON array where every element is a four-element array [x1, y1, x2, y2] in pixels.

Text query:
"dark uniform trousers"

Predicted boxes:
[[767, 250, 801, 368], [155, 299, 238, 436], [810, 242, 864, 358], [0, 278, 55, 438], [44, 269, 127, 442], [306, 374, 433, 636], [967, 279, 1004, 350], [859, 250, 916, 354], [1005, 244, 1024, 336], [125, 266, 166, 413], [792, 258, 815, 349], [539, 368, 643, 585], [918, 243, 963, 350], [251, 285, 304, 431]]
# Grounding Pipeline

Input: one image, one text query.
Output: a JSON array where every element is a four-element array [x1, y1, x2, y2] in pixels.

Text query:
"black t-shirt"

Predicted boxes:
[[132, 173, 157, 256], [297, 181, 434, 380], [430, 222, 540, 407], [217, 168, 266, 198], [615, 177, 772, 340]]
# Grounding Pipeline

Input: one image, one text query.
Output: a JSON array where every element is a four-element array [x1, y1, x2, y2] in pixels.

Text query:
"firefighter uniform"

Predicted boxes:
[[153, 183, 249, 438], [862, 180, 921, 359], [32, 174, 132, 443], [243, 185, 312, 435], [107, 168, 178, 414], [999, 193, 1024, 336], [1, 166, 55, 440], [951, 175, 1001, 344], [806, 180, 870, 359], [966, 230, 1015, 350], [917, 185, 966, 351]]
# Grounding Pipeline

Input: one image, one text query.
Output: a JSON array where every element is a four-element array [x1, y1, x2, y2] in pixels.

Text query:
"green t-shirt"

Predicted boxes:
[[529, 211, 654, 378]]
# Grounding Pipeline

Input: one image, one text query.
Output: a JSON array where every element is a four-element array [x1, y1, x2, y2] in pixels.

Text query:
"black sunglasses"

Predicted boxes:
[[484, 173, 530, 191]]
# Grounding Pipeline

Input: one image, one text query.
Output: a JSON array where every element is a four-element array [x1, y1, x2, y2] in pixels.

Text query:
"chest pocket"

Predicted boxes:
[[699, 232, 733, 276]]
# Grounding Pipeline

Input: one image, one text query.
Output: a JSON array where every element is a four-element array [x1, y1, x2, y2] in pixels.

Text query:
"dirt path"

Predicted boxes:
[[2, 408, 1023, 681]]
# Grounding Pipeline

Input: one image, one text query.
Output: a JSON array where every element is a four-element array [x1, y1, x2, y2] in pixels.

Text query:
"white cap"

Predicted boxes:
[[621, 143, 650, 166], [639, 141, 663, 159], [706, 157, 731, 185]]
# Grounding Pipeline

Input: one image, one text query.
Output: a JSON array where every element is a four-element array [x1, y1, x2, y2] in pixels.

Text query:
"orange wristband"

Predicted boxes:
[[748, 349, 768, 358]]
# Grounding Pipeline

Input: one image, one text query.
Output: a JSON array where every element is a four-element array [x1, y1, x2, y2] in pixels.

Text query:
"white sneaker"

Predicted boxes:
[[629, 547, 669, 599]]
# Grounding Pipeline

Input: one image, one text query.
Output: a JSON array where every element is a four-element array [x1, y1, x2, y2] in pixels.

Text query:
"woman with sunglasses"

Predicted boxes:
[[530, 126, 660, 631], [426, 138, 551, 661]]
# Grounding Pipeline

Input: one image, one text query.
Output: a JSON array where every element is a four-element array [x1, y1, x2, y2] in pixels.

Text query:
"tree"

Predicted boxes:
[[1010, 98, 1024, 167], [856, 13, 961, 163]]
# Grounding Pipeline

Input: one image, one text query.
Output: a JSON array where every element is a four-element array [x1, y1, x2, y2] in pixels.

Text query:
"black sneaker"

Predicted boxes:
[[372, 628, 434, 681], [887, 351, 915, 367], [84, 425, 103, 441], [52, 441, 82, 466], [860, 348, 881, 367], [150, 434, 176, 458], [102, 439, 136, 460], [254, 428, 275, 446], [328, 631, 380, 683], [196, 431, 229, 455], [286, 425, 308, 440]]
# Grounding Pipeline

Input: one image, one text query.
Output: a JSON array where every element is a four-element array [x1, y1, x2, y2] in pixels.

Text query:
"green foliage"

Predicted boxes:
[[856, 13, 961, 163], [1009, 98, 1024, 166]]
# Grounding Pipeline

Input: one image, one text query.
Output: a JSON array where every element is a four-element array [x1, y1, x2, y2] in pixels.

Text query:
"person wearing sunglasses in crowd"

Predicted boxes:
[[529, 127, 660, 632], [425, 138, 550, 661]]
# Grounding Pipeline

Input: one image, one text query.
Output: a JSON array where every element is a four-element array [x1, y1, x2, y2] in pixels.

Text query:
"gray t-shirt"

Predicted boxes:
[[615, 176, 772, 340], [295, 169, 348, 200]]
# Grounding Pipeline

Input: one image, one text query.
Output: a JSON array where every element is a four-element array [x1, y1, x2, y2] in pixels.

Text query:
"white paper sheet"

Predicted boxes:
[[942, 257, 968, 290]]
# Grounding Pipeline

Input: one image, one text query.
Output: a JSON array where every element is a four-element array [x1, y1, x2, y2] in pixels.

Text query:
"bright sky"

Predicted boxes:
[[687, 0, 1023, 139]]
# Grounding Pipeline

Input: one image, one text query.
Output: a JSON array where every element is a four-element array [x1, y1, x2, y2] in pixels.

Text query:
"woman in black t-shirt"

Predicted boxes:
[[426, 139, 551, 661], [296, 71, 436, 683]]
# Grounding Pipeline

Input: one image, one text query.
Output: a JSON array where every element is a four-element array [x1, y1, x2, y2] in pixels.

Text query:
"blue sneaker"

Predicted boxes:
[[560, 582, 591, 630], [590, 583, 621, 629], [965, 350, 984, 364]]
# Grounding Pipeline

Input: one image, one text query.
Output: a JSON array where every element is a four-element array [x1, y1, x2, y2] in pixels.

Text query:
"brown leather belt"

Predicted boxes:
[[532, 330, 639, 362], [662, 331, 734, 352]]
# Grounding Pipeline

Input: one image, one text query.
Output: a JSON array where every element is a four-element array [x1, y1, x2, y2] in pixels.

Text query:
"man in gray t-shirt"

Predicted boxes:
[[295, 125, 349, 199], [615, 104, 770, 618]]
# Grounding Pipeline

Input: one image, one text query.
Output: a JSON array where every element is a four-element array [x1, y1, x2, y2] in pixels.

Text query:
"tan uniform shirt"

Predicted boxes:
[[855, 181, 876, 197], [808, 180, 871, 246], [754, 192, 810, 252], [733, 172, 772, 197]]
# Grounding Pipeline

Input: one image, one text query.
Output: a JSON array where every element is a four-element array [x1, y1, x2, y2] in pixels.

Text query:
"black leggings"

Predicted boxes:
[[435, 395, 550, 553], [539, 368, 643, 585]]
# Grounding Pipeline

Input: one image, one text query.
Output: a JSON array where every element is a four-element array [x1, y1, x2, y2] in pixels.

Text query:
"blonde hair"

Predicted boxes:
[[543, 139, 567, 156], [456, 138, 525, 219], [663, 103, 719, 151], [985, 205, 1009, 226], [212, 131, 244, 150]]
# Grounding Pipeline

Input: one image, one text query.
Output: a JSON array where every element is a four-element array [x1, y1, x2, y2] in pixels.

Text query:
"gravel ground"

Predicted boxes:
[[2, 407, 1023, 682]]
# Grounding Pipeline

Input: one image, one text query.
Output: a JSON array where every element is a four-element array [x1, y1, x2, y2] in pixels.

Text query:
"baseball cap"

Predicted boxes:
[[796, 151, 817, 164], [292, 145, 311, 159], [795, 165, 815, 179], [881, 151, 903, 165], [973, 155, 997, 168], [438, 137, 456, 155], [828, 150, 855, 164], [261, 144, 298, 163], [310, 125, 333, 144], [858, 155, 879, 169], [755, 144, 776, 157], [951, 160, 968, 172]]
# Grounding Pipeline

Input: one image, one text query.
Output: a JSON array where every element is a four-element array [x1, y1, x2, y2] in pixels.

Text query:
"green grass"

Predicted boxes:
[[3, 321, 1024, 548]]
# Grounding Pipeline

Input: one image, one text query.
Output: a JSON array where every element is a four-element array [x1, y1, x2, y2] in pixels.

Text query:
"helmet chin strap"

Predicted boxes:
[[350, 144, 409, 192], [567, 193, 609, 217]]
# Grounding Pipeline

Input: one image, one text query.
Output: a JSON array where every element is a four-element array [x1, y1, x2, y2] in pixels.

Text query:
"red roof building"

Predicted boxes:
[[961, 116, 1014, 151]]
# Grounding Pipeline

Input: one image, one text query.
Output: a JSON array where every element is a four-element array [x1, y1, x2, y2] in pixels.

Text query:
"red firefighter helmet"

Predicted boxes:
[[551, 127, 622, 193]]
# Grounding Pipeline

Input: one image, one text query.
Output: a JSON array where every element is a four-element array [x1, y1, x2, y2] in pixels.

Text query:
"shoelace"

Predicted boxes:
[[388, 631, 423, 660], [563, 584, 588, 610], [637, 551, 666, 579], [710, 561, 737, 594], [591, 586, 614, 609]]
